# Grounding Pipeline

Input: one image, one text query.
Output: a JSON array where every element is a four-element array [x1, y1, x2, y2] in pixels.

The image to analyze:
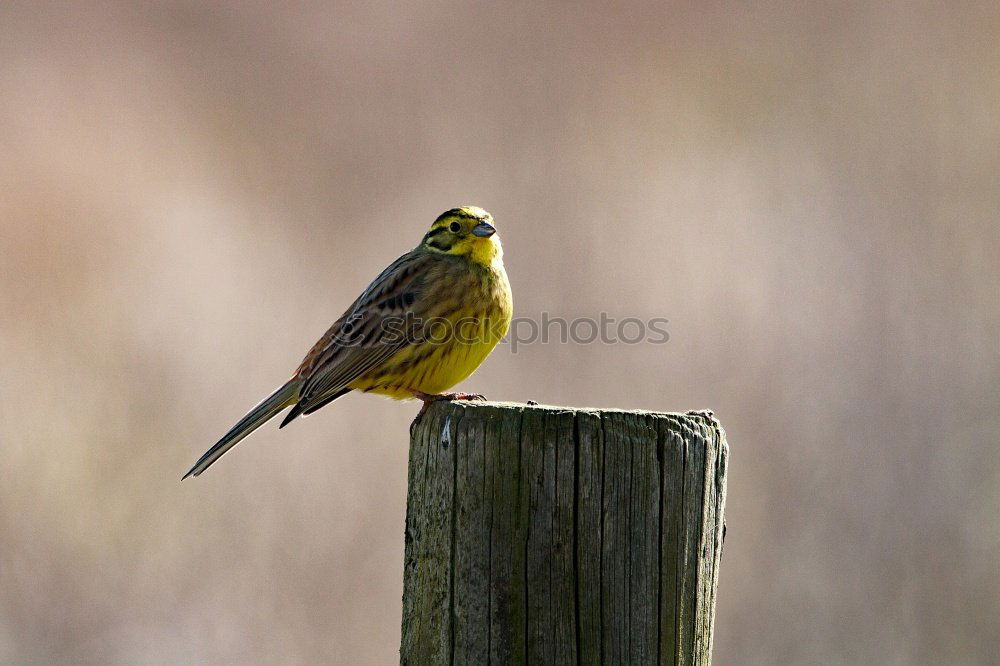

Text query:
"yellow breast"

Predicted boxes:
[[351, 258, 512, 399]]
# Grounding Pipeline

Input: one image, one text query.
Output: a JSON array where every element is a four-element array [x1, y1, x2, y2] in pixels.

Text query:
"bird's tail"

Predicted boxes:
[[183, 380, 301, 479]]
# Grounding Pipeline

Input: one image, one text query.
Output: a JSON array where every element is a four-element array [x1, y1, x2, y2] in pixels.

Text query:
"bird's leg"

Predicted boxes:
[[409, 390, 486, 430]]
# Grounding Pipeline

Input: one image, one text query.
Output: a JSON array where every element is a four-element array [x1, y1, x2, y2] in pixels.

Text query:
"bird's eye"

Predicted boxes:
[[449, 222, 461, 233]]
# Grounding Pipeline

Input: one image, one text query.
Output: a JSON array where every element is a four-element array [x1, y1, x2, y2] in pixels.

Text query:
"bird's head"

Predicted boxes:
[[420, 206, 502, 266]]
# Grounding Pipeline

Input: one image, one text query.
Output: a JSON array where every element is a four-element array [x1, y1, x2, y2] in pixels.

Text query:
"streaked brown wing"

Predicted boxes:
[[293, 250, 437, 412]]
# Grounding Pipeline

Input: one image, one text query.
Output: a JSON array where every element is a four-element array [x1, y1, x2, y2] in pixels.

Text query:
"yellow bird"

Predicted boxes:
[[184, 206, 512, 478]]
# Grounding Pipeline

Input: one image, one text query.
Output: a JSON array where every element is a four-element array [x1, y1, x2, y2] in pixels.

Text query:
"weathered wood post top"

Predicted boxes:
[[401, 400, 729, 665]]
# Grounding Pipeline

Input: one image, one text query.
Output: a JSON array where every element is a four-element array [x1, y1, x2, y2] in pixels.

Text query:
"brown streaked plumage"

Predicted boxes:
[[183, 206, 512, 478]]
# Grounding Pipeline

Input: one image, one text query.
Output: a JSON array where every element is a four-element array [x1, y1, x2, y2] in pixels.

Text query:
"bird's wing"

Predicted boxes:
[[292, 250, 437, 412]]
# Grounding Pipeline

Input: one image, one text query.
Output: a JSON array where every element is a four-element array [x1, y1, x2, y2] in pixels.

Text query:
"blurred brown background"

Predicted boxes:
[[1, 1, 998, 663]]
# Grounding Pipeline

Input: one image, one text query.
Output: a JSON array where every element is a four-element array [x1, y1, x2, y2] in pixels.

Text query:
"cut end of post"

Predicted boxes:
[[401, 400, 729, 665]]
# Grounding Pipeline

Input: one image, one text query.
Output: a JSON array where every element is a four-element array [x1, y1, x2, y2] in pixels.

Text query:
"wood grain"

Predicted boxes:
[[401, 402, 729, 665]]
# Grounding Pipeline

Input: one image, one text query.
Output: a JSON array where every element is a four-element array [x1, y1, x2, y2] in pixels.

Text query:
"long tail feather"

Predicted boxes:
[[183, 381, 301, 479], [279, 386, 351, 429]]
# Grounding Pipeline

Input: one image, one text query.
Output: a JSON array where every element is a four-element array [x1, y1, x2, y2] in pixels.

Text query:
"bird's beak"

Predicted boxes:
[[472, 221, 496, 237]]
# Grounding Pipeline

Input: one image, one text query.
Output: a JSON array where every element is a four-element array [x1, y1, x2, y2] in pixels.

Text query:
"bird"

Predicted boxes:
[[183, 206, 513, 478]]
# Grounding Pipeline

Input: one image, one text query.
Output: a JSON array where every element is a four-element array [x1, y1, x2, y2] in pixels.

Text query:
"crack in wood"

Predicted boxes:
[[401, 402, 728, 666]]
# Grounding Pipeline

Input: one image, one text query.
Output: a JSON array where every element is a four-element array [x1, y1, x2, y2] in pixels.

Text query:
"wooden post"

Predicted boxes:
[[400, 401, 729, 665]]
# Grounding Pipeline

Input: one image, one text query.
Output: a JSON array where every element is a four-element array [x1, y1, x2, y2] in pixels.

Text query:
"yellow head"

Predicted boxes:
[[420, 206, 502, 267]]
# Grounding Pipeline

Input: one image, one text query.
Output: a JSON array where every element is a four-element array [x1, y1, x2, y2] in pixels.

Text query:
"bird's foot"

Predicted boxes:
[[410, 391, 486, 430]]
